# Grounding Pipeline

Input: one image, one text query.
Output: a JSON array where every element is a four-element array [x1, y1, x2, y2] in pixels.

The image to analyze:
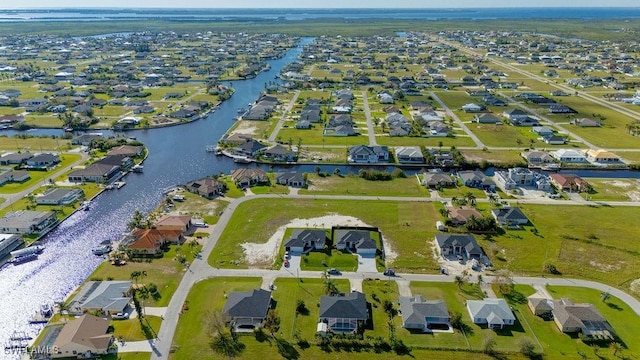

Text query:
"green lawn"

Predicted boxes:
[[300, 250, 359, 272], [87, 244, 201, 307], [111, 315, 162, 341], [436, 183, 487, 200], [0, 153, 82, 194], [466, 122, 539, 148], [209, 198, 441, 273], [461, 149, 528, 166], [376, 135, 477, 148], [300, 173, 427, 197], [362, 279, 401, 338], [0, 136, 71, 151], [579, 178, 640, 201]]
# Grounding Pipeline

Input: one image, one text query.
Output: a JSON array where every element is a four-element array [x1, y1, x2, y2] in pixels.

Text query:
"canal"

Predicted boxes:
[[0, 38, 312, 349]]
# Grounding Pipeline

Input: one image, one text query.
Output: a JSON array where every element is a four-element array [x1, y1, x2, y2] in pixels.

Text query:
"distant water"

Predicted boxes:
[[0, 8, 639, 22]]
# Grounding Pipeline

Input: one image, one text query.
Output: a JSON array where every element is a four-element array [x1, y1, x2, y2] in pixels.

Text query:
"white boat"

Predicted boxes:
[[132, 164, 144, 173], [172, 194, 185, 202], [114, 181, 126, 189], [92, 244, 112, 256], [40, 303, 53, 317], [10, 245, 44, 259], [11, 253, 38, 264]]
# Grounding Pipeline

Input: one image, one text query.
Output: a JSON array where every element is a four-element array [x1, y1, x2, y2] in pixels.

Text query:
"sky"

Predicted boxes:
[[2, 1, 639, 9]]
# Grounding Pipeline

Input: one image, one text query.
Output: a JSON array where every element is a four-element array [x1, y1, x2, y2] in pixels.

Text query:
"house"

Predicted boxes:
[[584, 149, 622, 164], [435, 233, 483, 260], [447, 206, 483, 226], [231, 168, 268, 188], [422, 172, 455, 188], [284, 229, 327, 253], [395, 146, 425, 164], [377, 92, 394, 104], [527, 296, 554, 317], [275, 171, 306, 187], [462, 103, 486, 113], [68, 163, 121, 183], [127, 228, 184, 257], [474, 113, 501, 124], [68, 281, 132, 316], [51, 314, 114, 359], [552, 298, 615, 339], [466, 298, 515, 329], [549, 174, 591, 192], [549, 105, 577, 114], [334, 228, 377, 255], [532, 126, 555, 137], [573, 118, 601, 127], [263, 144, 296, 162], [399, 296, 450, 332], [107, 145, 143, 158], [154, 215, 192, 233], [25, 153, 60, 169], [318, 291, 369, 334], [0, 169, 30, 185], [510, 116, 540, 127], [551, 149, 588, 163], [232, 139, 267, 158], [502, 109, 528, 120], [0, 151, 33, 165], [223, 289, 272, 331], [521, 151, 556, 166], [185, 177, 226, 198], [347, 145, 389, 163], [0, 210, 57, 236], [543, 134, 567, 145], [494, 168, 551, 191], [458, 170, 495, 190], [491, 207, 529, 226], [35, 188, 84, 205]]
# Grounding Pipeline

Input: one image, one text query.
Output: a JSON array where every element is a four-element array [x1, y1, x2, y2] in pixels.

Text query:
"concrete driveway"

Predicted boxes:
[[357, 254, 378, 273]]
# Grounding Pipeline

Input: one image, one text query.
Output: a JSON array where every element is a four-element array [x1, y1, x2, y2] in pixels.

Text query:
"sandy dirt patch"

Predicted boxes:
[[230, 120, 259, 136], [240, 214, 397, 267], [630, 279, 640, 296]]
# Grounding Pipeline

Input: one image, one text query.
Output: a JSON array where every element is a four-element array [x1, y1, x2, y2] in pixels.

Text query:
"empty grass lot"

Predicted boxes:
[[111, 315, 162, 342], [480, 204, 640, 293], [580, 178, 640, 201], [300, 250, 359, 272], [0, 136, 71, 151], [209, 198, 441, 272], [300, 173, 427, 197]]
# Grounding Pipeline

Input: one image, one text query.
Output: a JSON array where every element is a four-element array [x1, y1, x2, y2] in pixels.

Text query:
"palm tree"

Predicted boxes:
[[454, 275, 465, 289]]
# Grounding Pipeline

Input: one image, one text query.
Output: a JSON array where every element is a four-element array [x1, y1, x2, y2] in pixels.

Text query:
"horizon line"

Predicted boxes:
[[3, 6, 640, 10]]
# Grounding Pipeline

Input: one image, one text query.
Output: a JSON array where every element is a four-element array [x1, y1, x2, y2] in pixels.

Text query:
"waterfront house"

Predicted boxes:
[[275, 171, 306, 187], [551, 149, 587, 163], [284, 229, 327, 253], [494, 168, 551, 191], [107, 145, 144, 158], [318, 291, 369, 334], [184, 177, 226, 198], [231, 168, 268, 188], [466, 298, 515, 329], [223, 289, 272, 331], [262, 144, 296, 162], [0, 233, 23, 260], [422, 172, 455, 188], [68, 163, 121, 184], [127, 228, 184, 257], [35, 188, 84, 205], [68, 281, 132, 316], [521, 151, 556, 166], [347, 145, 389, 163], [395, 146, 425, 164], [399, 296, 450, 332], [584, 149, 622, 164], [154, 215, 192, 233], [549, 174, 591, 192], [435, 233, 483, 260], [457, 170, 495, 190], [51, 314, 114, 359], [231, 139, 266, 158], [0, 210, 57, 236]]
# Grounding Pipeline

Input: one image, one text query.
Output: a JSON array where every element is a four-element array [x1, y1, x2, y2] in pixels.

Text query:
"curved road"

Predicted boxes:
[[147, 192, 640, 359]]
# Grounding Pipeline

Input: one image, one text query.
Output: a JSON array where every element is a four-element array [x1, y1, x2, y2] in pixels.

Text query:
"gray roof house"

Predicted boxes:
[[275, 171, 306, 188], [284, 229, 327, 253], [399, 295, 450, 331], [474, 113, 502, 124], [0, 210, 58, 236], [395, 146, 425, 164], [491, 207, 529, 226], [347, 145, 389, 163], [0, 151, 33, 165], [435, 234, 483, 260], [466, 298, 515, 329], [68, 163, 121, 184], [422, 172, 454, 188], [527, 296, 554, 316], [223, 289, 272, 331], [26, 153, 60, 169], [263, 144, 296, 162], [35, 188, 84, 205], [319, 291, 369, 334], [458, 170, 495, 190], [334, 229, 377, 255], [68, 281, 132, 316]]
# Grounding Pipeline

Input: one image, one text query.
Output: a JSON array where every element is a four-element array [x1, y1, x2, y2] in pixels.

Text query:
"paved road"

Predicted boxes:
[[268, 90, 300, 142], [430, 91, 485, 149], [361, 90, 378, 146], [149, 193, 640, 359], [0, 150, 89, 211]]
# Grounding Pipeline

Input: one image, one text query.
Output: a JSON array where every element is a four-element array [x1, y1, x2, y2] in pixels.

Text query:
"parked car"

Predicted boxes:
[[112, 312, 129, 320], [285, 251, 290, 259], [327, 268, 341, 275], [284, 260, 290, 267], [383, 269, 396, 277]]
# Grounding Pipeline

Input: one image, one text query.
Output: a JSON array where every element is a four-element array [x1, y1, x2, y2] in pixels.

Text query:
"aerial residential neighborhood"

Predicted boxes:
[[0, 6, 639, 360]]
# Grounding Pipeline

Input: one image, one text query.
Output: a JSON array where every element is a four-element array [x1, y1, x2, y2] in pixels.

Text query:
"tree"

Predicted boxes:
[[518, 337, 538, 358], [477, 274, 484, 286], [127, 210, 147, 230], [601, 291, 611, 303], [263, 309, 281, 336], [204, 310, 244, 358], [439, 207, 450, 218], [454, 275, 465, 289], [494, 271, 515, 295], [482, 333, 497, 354], [322, 271, 339, 295]]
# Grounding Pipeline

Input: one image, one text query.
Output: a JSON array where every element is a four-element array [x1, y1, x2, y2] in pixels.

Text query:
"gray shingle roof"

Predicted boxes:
[[223, 289, 271, 319], [319, 291, 368, 320], [399, 295, 449, 327]]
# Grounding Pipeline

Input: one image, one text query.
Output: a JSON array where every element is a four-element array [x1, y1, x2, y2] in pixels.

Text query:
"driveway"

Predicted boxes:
[[356, 254, 378, 273], [285, 252, 302, 273]]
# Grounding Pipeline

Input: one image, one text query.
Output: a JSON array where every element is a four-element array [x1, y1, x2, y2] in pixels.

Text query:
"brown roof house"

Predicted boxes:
[[549, 174, 591, 193], [447, 206, 483, 226], [185, 177, 226, 198], [51, 314, 114, 359], [231, 168, 268, 188], [154, 215, 192, 233], [107, 145, 143, 157], [552, 298, 616, 340], [126, 228, 184, 257]]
